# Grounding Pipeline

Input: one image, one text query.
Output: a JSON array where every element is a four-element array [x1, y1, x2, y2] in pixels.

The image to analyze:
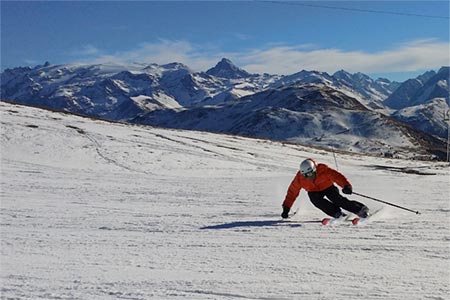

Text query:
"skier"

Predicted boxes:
[[281, 158, 369, 219]]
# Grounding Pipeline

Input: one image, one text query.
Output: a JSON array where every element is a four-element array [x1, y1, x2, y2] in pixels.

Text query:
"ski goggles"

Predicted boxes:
[[302, 170, 316, 178]]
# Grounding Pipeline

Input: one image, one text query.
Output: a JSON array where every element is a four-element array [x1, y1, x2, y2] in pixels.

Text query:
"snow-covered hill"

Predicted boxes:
[[1, 102, 449, 299], [384, 69, 448, 109], [134, 84, 446, 159], [270, 69, 396, 110], [393, 97, 449, 138], [384, 67, 450, 138]]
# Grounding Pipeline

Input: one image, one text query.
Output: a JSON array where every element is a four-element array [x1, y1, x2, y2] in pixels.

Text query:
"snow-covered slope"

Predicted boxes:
[[134, 84, 446, 159], [384, 68, 449, 110], [1, 102, 449, 300], [393, 97, 449, 138], [385, 68, 450, 138], [270, 69, 395, 110], [333, 70, 398, 109]]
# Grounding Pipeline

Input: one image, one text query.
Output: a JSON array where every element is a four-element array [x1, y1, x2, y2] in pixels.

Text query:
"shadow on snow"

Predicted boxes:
[[200, 219, 321, 230]]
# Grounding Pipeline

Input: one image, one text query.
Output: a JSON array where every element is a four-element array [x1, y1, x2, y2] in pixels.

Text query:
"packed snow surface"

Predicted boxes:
[[1, 102, 449, 300]]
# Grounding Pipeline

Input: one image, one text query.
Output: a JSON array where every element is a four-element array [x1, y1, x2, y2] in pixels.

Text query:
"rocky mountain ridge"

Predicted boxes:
[[1, 59, 448, 159]]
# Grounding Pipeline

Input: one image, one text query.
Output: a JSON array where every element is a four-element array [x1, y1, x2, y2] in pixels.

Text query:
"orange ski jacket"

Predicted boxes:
[[282, 162, 351, 209]]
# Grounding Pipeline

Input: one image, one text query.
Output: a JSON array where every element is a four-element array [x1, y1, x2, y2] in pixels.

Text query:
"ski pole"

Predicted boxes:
[[290, 206, 301, 218], [353, 192, 421, 215], [332, 147, 339, 170]]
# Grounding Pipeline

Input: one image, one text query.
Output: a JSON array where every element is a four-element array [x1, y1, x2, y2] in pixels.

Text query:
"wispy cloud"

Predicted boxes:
[[73, 39, 219, 71], [232, 32, 252, 41], [71, 44, 102, 57], [240, 39, 449, 75], [23, 59, 40, 65], [72, 39, 450, 75]]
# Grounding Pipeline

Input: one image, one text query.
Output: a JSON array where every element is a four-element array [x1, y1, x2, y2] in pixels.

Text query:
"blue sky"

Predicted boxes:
[[1, 1, 449, 81]]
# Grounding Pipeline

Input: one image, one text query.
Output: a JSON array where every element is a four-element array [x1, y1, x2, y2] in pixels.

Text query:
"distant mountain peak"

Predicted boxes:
[[206, 58, 252, 79], [161, 62, 190, 69], [334, 69, 351, 75], [384, 68, 449, 110], [438, 66, 449, 74], [218, 58, 233, 65], [416, 70, 436, 84], [333, 70, 354, 81]]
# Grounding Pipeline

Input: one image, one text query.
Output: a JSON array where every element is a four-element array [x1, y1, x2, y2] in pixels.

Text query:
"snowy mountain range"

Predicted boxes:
[[1, 59, 448, 159]]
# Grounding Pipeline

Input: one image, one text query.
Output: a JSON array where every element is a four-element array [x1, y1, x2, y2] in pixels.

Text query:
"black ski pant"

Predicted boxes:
[[308, 185, 367, 218]]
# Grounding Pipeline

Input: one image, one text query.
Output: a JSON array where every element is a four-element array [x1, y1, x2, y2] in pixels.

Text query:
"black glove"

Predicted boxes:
[[342, 185, 353, 195], [281, 206, 290, 218]]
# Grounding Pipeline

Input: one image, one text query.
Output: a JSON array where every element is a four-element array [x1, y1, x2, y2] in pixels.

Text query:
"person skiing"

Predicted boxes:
[[281, 158, 369, 219]]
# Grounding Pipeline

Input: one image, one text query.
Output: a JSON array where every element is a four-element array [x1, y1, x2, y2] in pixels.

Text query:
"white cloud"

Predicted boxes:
[[239, 39, 450, 75], [71, 45, 101, 56], [72, 39, 450, 75], [23, 59, 40, 65], [73, 39, 219, 71]]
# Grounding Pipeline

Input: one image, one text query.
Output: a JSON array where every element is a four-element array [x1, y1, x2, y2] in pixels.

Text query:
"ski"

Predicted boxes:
[[288, 208, 384, 226], [321, 214, 350, 226], [351, 217, 364, 225], [321, 218, 334, 225], [351, 208, 383, 225]]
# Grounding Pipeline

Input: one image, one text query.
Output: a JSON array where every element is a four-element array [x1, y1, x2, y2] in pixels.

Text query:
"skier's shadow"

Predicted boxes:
[[200, 219, 319, 230]]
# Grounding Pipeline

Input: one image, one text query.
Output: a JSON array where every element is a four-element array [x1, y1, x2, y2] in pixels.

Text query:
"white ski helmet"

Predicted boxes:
[[300, 159, 316, 178]]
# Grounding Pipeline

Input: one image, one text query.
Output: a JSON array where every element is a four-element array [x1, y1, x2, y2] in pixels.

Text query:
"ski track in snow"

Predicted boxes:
[[1, 102, 449, 300]]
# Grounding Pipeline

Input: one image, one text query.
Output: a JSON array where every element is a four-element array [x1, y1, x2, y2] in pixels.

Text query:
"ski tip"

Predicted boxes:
[[321, 218, 331, 225], [351, 218, 360, 225]]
